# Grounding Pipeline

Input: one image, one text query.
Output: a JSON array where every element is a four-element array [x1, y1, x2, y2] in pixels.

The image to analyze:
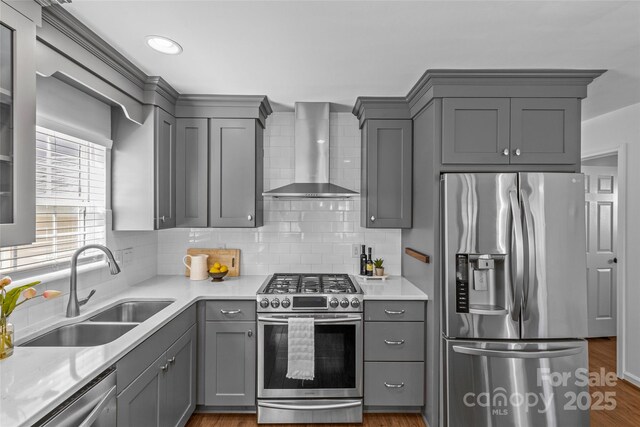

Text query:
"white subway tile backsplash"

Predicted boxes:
[[157, 112, 400, 279]]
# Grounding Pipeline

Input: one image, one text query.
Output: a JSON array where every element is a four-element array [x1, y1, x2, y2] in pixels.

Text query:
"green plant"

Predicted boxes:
[[373, 258, 384, 268]]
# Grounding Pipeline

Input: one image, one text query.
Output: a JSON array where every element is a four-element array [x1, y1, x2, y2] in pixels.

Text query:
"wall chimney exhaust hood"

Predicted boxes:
[[262, 102, 358, 199]]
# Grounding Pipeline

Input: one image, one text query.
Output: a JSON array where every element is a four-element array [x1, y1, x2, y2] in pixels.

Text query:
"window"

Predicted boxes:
[[0, 127, 107, 274]]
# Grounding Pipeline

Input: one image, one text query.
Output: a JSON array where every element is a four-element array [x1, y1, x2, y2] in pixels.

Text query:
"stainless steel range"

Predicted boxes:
[[256, 274, 363, 424]]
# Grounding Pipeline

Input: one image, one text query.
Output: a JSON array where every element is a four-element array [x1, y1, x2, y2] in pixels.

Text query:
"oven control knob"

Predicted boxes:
[[350, 298, 360, 308], [329, 298, 339, 308], [281, 298, 291, 308], [340, 298, 350, 308], [270, 298, 280, 308], [260, 298, 270, 309]]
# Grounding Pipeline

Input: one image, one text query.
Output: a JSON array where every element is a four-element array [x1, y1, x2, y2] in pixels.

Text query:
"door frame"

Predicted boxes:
[[582, 144, 627, 381]]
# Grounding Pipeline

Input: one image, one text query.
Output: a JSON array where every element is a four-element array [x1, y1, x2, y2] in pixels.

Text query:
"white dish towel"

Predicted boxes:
[[286, 317, 315, 381]]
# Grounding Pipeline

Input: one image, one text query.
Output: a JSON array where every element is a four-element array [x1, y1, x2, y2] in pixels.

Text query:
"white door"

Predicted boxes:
[[583, 166, 618, 337]]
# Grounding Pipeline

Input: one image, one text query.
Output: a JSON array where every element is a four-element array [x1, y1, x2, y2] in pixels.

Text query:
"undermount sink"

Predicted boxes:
[[89, 300, 174, 323], [22, 323, 138, 347]]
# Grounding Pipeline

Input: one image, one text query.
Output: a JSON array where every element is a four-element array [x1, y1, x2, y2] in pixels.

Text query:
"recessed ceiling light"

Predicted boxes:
[[145, 35, 183, 55]]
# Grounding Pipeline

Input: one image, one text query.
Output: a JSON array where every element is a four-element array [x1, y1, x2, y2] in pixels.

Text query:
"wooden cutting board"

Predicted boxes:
[[184, 248, 240, 277]]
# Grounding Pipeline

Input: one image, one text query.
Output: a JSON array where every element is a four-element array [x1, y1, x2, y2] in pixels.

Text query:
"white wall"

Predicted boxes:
[[157, 112, 401, 276], [582, 102, 640, 385]]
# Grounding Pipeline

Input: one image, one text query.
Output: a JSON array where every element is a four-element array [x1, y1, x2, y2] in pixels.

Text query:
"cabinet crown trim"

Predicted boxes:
[[175, 94, 273, 126], [352, 97, 410, 128]]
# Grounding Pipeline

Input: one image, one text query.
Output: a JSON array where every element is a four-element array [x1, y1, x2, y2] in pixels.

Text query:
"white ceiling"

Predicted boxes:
[[66, 0, 640, 120]]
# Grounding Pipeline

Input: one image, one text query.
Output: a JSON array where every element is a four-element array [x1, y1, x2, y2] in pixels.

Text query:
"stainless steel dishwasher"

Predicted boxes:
[[34, 367, 116, 427]]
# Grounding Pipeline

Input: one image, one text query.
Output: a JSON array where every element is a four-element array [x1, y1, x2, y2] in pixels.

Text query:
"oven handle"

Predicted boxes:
[[258, 401, 362, 411], [257, 315, 362, 324]]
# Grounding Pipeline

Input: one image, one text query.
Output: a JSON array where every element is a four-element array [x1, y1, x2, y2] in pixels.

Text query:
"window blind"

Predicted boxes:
[[0, 128, 107, 274]]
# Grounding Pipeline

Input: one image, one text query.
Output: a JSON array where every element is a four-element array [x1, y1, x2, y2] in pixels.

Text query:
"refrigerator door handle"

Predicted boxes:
[[520, 193, 536, 317], [452, 345, 583, 359], [508, 191, 524, 322]]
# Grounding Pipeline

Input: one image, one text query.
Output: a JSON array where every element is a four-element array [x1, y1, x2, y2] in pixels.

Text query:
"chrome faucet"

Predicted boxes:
[[66, 244, 121, 318]]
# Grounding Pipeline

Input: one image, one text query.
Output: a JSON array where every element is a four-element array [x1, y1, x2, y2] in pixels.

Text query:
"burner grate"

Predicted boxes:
[[262, 274, 358, 294]]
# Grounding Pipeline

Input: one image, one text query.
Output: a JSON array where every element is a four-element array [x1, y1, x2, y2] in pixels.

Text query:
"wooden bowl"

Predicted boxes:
[[209, 271, 228, 282]]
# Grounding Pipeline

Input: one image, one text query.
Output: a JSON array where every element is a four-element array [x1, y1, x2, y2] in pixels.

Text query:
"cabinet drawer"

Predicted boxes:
[[364, 362, 424, 406], [364, 301, 425, 321], [205, 300, 256, 321], [364, 322, 424, 361]]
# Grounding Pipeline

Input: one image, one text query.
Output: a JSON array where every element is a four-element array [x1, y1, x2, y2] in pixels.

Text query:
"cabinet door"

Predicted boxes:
[[510, 98, 579, 165], [364, 120, 412, 228], [0, 4, 36, 246], [204, 321, 256, 406], [155, 107, 176, 229], [164, 325, 197, 427], [209, 118, 257, 227], [442, 98, 510, 164], [176, 118, 208, 227], [117, 353, 166, 427]]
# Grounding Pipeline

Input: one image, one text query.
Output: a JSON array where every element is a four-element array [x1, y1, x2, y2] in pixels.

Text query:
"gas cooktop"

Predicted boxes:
[[256, 274, 363, 312]]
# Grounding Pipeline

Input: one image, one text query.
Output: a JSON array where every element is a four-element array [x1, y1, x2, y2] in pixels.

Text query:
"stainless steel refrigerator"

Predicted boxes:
[[442, 173, 590, 427]]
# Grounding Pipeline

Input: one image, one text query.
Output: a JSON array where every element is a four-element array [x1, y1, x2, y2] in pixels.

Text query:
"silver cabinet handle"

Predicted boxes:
[[513, 148, 521, 156], [502, 148, 509, 156], [608, 258, 618, 264], [160, 216, 166, 222], [247, 214, 253, 221], [167, 356, 176, 365], [370, 215, 376, 222], [384, 339, 405, 345], [384, 309, 405, 315], [220, 309, 242, 315], [160, 364, 169, 372], [384, 382, 405, 388], [248, 329, 253, 337], [78, 385, 116, 427]]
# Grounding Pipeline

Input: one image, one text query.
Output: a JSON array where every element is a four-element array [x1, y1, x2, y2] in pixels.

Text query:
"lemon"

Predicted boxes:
[[209, 267, 217, 273], [213, 262, 221, 269], [220, 265, 228, 273], [211, 268, 221, 273]]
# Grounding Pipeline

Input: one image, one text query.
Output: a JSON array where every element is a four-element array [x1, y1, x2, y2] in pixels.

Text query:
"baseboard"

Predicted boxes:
[[194, 405, 256, 414], [623, 371, 640, 389]]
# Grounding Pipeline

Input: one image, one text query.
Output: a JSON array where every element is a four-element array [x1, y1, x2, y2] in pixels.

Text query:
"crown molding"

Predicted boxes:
[[352, 97, 410, 128], [406, 69, 607, 115], [176, 94, 273, 127]]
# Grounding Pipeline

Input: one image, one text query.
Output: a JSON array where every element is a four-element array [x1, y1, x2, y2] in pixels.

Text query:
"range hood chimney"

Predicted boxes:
[[262, 102, 358, 198]]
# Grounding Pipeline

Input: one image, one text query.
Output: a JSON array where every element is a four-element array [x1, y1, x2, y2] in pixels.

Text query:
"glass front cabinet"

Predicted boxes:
[[0, 2, 36, 246]]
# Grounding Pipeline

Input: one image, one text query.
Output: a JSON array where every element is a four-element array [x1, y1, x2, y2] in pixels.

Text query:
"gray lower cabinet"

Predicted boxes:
[[176, 118, 208, 227], [442, 97, 580, 166], [361, 119, 412, 228], [204, 320, 256, 406], [117, 307, 196, 427], [209, 118, 264, 228], [363, 300, 425, 408]]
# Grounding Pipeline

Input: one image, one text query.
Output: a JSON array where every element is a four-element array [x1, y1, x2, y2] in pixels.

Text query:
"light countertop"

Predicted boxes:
[[1, 274, 427, 427]]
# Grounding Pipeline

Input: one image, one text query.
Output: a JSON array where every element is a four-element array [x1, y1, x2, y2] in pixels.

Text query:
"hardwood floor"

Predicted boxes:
[[588, 337, 640, 427], [186, 413, 426, 427]]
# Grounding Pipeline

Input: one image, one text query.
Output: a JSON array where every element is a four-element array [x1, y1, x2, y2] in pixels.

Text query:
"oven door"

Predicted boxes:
[[258, 313, 363, 399]]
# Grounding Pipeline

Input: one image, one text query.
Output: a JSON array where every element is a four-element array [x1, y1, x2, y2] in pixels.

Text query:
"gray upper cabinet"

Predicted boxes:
[[361, 119, 412, 228], [204, 321, 256, 406], [510, 98, 579, 165], [112, 105, 176, 231], [155, 107, 176, 229], [209, 118, 263, 228], [442, 98, 510, 164], [442, 97, 581, 166], [176, 118, 208, 227], [0, 3, 36, 246]]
